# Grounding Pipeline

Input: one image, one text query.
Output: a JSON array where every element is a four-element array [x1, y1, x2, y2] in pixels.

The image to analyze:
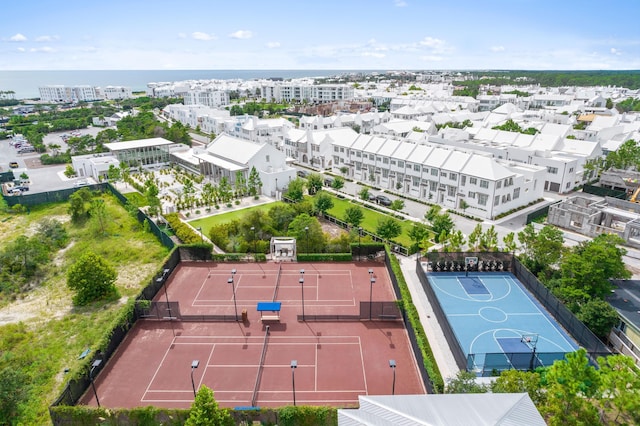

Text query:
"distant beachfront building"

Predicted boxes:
[[261, 82, 354, 103], [38, 85, 132, 102], [0, 91, 16, 100], [183, 89, 229, 108]]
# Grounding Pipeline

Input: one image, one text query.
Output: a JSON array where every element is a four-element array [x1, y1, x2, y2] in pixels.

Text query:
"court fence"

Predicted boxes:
[[467, 351, 570, 377], [296, 301, 402, 322], [416, 252, 611, 374], [138, 301, 240, 322]]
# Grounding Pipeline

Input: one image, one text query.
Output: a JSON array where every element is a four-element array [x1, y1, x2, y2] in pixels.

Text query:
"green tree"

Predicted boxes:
[[542, 349, 600, 426], [358, 187, 371, 201], [284, 178, 305, 202], [492, 369, 545, 406], [90, 199, 108, 235], [375, 217, 402, 243], [0, 367, 29, 423], [467, 223, 483, 251], [445, 370, 488, 394], [306, 173, 323, 195], [518, 224, 564, 276], [576, 298, 620, 338], [288, 214, 325, 253], [596, 354, 640, 425], [185, 385, 233, 426], [64, 164, 76, 178], [343, 205, 364, 228], [67, 252, 119, 306], [247, 166, 262, 197], [448, 230, 466, 252], [107, 164, 121, 182], [218, 177, 233, 203], [479, 225, 499, 251], [389, 199, 405, 211], [331, 176, 345, 191], [431, 212, 454, 243], [425, 204, 442, 222], [37, 218, 69, 249], [408, 222, 431, 253], [267, 203, 297, 232], [314, 191, 334, 216], [502, 232, 517, 253], [234, 171, 247, 197], [560, 233, 630, 300], [67, 187, 93, 223]]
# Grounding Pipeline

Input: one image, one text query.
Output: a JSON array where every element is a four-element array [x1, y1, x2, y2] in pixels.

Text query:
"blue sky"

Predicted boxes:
[[1, 0, 639, 70]]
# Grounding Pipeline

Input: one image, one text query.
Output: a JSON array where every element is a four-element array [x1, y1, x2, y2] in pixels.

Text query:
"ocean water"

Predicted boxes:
[[0, 69, 377, 100]]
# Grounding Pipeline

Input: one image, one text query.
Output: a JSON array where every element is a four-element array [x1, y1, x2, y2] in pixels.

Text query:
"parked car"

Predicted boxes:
[[324, 177, 334, 186], [9, 161, 19, 168], [297, 170, 309, 178], [374, 195, 392, 206], [18, 147, 35, 153]]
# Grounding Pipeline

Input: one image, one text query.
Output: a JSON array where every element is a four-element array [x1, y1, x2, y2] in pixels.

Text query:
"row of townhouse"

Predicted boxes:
[[183, 89, 229, 108], [261, 82, 354, 103], [329, 133, 545, 219], [38, 85, 132, 102]]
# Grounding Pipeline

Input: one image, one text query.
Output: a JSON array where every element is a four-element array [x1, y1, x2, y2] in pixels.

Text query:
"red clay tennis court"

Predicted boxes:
[[79, 262, 426, 409]]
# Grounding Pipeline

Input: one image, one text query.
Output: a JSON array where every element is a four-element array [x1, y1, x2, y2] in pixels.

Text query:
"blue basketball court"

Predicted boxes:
[[426, 272, 578, 375]]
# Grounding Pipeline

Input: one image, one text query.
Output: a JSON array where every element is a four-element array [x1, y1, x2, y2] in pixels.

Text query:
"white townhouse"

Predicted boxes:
[[330, 134, 545, 219], [284, 127, 359, 169], [372, 119, 437, 139], [225, 115, 295, 149], [162, 104, 231, 135], [192, 134, 296, 196]]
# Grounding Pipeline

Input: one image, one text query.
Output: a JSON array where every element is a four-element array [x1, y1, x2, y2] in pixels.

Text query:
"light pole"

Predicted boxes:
[[190, 360, 200, 397], [228, 275, 238, 321], [358, 227, 362, 261], [304, 226, 309, 253], [89, 359, 102, 407], [368, 269, 375, 320], [389, 359, 396, 395], [299, 269, 305, 321], [291, 360, 297, 406], [251, 226, 256, 254]]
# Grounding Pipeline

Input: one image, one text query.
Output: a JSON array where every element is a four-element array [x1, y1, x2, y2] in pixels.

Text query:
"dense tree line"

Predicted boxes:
[[228, 101, 289, 117]]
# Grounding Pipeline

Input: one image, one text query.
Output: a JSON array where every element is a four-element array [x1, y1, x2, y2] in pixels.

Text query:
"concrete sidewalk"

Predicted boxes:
[[397, 254, 459, 384]]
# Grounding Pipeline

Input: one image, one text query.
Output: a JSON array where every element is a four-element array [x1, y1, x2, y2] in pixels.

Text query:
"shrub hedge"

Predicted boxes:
[[385, 247, 444, 392], [296, 253, 352, 262], [164, 212, 204, 245]]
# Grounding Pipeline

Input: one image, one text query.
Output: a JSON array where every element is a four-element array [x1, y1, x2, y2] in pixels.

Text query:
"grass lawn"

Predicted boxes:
[[0, 192, 170, 425], [188, 201, 284, 236], [325, 196, 414, 247]]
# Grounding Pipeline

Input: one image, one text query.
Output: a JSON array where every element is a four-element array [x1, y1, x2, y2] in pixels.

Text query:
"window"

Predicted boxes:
[[397, 161, 404, 168], [406, 163, 412, 169], [340, 147, 344, 153], [355, 162, 361, 171], [431, 168, 438, 176], [440, 171, 447, 177], [382, 169, 389, 178], [334, 146, 339, 152], [494, 195, 500, 206], [569, 167, 574, 173], [448, 186, 456, 197], [566, 182, 571, 189], [480, 180, 489, 189], [414, 164, 421, 172], [513, 187, 520, 199], [450, 172, 457, 181], [470, 177, 477, 185], [266, 155, 270, 162], [461, 175, 466, 186], [376, 156, 382, 162], [496, 181, 502, 189], [391, 160, 396, 166], [468, 191, 476, 198], [413, 176, 420, 186], [548, 166, 558, 174], [383, 157, 389, 164], [477, 193, 488, 205], [429, 181, 438, 191], [356, 151, 361, 157]]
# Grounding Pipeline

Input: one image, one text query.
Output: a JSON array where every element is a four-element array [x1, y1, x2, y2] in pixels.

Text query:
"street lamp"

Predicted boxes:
[[228, 276, 238, 321], [89, 359, 102, 407], [304, 226, 309, 253], [389, 359, 396, 395], [299, 273, 305, 321], [369, 276, 376, 320], [251, 226, 256, 254], [291, 360, 297, 406], [358, 227, 362, 261], [190, 360, 200, 397]]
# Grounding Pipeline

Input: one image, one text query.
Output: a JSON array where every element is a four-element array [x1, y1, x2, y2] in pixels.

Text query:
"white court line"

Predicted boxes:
[[358, 336, 368, 395], [191, 276, 210, 308], [315, 343, 318, 392], [142, 335, 178, 399]]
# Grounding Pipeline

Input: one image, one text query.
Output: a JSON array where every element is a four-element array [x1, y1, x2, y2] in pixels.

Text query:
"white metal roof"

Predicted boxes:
[[104, 137, 174, 151]]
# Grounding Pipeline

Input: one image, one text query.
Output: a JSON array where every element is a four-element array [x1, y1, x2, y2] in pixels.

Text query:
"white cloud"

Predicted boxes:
[[266, 41, 280, 49], [229, 30, 253, 40], [610, 47, 622, 56], [490, 46, 505, 52], [35, 35, 59, 42], [419, 37, 445, 49], [17, 47, 25, 52], [29, 46, 54, 53], [10, 33, 27, 42], [192, 32, 216, 41], [394, 0, 407, 7], [362, 52, 385, 58]]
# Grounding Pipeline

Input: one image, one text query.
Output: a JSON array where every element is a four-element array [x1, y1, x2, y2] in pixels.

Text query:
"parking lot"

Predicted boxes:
[[1, 127, 103, 195]]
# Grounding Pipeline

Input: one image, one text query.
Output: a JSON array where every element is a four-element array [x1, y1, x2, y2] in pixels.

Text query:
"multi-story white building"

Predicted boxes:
[[261, 82, 354, 103], [184, 89, 229, 108], [330, 134, 546, 219], [284, 127, 360, 169], [39, 85, 129, 102], [101, 86, 133, 100], [162, 104, 230, 135]]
